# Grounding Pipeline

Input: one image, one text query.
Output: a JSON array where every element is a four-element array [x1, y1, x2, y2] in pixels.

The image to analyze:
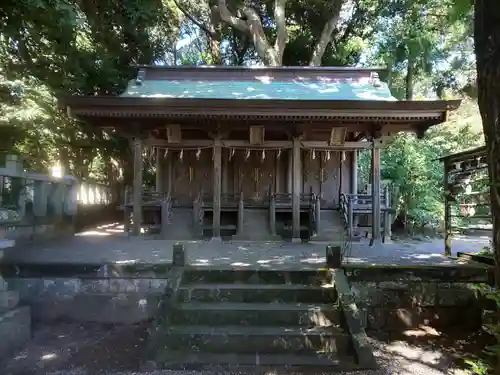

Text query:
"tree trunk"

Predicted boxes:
[[405, 56, 414, 100], [475, 1, 500, 373]]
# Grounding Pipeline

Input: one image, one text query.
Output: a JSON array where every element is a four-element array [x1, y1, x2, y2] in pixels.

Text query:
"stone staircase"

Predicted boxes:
[[310, 209, 348, 242], [150, 268, 374, 371], [232, 208, 281, 241], [162, 208, 197, 240]]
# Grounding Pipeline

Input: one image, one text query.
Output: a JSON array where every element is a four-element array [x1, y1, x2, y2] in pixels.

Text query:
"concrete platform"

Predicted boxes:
[[0, 222, 492, 268]]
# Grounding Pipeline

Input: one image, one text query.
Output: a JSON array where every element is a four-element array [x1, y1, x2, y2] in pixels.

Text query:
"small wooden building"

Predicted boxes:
[[61, 66, 460, 242], [440, 146, 490, 255]]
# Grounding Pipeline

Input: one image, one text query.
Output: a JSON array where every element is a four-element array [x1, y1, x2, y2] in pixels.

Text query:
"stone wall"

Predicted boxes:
[[7, 275, 170, 324], [0, 249, 31, 360], [351, 281, 482, 332]]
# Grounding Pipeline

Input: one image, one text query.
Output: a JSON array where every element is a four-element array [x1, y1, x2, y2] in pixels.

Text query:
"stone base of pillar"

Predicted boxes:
[[231, 234, 282, 241], [209, 236, 223, 243], [291, 237, 302, 243], [369, 237, 383, 246]]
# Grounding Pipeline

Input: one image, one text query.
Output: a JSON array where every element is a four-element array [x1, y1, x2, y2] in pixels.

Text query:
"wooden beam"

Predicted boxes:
[[249, 126, 265, 145], [166, 124, 182, 143], [329, 127, 347, 145], [143, 139, 213, 147], [223, 140, 292, 148], [301, 141, 371, 150]]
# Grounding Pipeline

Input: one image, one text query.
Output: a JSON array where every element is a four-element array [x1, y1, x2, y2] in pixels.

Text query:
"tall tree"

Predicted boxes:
[[475, 0, 500, 311], [173, 0, 389, 67]]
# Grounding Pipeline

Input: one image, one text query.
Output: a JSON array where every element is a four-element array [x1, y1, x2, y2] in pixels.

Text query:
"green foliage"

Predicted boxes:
[[0, 0, 183, 182], [358, 99, 483, 229]]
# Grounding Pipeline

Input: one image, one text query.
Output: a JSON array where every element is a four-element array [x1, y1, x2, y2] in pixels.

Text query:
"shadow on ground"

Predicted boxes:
[[368, 326, 493, 374]]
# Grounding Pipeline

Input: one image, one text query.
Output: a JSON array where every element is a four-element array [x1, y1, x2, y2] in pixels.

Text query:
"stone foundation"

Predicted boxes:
[[351, 281, 482, 331], [7, 273, 170, 324], [0, 249, 31, 360]]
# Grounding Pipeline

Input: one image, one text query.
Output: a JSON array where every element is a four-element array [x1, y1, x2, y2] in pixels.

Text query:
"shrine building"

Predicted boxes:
[[61, 66, 460, 243]]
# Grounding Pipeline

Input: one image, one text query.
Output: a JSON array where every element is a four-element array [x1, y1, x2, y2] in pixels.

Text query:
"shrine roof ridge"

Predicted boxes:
[[438, 145, 487, 163], [134, 65, 388, 82]]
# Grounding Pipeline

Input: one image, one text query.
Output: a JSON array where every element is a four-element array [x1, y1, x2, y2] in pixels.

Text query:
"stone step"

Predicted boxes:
[[172, 302, 341, 326], [163, 325, 349, 354], [182, 269, 331, 285], [155, 351, 357, 369], [179, 283, 336, 303]]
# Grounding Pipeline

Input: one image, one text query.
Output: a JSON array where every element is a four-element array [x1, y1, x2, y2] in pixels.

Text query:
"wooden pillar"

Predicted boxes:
[[287, 149, 292, 194], [347, 196, 354, 237], [315, 197, 321, 234], [383, 185, 392, 242], [222, 148, 228, 195], [351, 150, 359, 231], [351, 150, 358, 195], [161, 199, 169, 238], [370, 143, 381, 245], [292, 137, 301, 241], [155, 148, 164, 193], [212, 137, 222, 239], [275, 152, 281, 193], [132, 137, 143, 236], [270, 193, 277, 236], [237, 192, 244, 235], [444, 162, 452, 256], [167, 152, 173, 195]]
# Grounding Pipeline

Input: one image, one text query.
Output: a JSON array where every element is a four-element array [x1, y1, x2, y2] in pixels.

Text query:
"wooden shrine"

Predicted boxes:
[[440, 146, 491, 255], [61, 65, 460, 243]]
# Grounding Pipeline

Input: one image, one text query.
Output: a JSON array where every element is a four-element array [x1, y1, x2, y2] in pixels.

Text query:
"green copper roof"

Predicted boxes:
[[120, 79, 397, 101]]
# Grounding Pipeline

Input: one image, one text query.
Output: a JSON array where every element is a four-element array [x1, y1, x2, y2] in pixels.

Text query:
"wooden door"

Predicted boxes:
[[234, 150, 275, 204], [172, 150, 212, 205], [303, 150, 341, 207]]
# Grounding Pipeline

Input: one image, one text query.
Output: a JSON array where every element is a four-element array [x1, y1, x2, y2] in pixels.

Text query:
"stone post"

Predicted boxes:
[[48, 183, 65, 216], [63, 177, 78, 216], [326, 245, 342, 268], [172, 243, 185, 267], [132, 138, 143, 236], [33, 180, 49, 217]]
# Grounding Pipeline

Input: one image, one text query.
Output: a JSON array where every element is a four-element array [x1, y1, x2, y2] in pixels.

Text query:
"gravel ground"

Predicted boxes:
[[1, 322, 473, 375]]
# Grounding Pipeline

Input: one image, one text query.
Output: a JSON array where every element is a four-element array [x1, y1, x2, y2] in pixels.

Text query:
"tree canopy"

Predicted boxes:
[[0, 0, 484, 226]]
